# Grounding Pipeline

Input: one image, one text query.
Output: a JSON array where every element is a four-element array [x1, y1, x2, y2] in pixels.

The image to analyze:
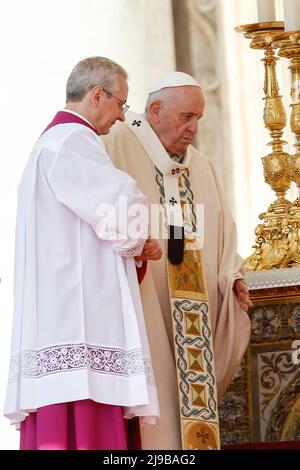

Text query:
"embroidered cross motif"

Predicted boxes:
[[169, 197, 177, 205], [132, 120, 141, 127], [171, 168, 180, 175], [197, 429, 210, 444]]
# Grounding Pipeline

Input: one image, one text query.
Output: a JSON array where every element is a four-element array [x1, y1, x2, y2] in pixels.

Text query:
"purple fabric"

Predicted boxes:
[[42, 111, 97, 136], [20, 400, 129, 450]]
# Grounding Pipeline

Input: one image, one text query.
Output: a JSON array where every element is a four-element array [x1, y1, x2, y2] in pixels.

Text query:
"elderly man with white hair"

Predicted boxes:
[[103, 71, 252, 450]]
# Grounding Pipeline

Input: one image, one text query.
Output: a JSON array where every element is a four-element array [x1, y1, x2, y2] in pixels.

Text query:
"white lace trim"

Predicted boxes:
[[114, 239, 145, 257], [245, 267, 300, 290], [8, 343, 155, 385]]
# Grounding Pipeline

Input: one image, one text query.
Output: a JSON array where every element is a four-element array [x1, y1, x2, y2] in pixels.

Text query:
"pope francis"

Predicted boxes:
[[103, 71, 252, 450]]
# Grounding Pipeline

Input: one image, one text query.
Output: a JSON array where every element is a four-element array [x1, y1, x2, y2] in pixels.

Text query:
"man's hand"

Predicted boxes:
[[233, 279, 253, 313], [135, 239, 162, 262]]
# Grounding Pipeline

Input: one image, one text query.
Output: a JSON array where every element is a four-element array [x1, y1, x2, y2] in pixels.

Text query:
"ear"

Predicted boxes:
[[90, 85, 104, 106], [149, 100, 161, 122]]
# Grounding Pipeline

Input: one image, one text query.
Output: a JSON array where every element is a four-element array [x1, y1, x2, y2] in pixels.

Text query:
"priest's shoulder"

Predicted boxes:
[[39, 122, 98, 150], [37, 124, 103, 171]]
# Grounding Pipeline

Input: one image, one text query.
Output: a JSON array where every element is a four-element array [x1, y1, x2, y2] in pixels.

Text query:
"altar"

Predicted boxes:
[[220, 268, 300, 445]]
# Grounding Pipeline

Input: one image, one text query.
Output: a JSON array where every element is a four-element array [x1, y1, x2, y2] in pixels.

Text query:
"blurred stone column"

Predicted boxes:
[[121, 0, 176, 111], [172, 0, 233, 204]]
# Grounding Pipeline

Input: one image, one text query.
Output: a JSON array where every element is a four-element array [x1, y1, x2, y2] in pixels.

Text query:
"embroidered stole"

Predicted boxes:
[[124, 111, 220, 450]]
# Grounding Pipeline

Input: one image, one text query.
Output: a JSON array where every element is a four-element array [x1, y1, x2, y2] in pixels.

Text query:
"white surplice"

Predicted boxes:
[[4, 120, 159, 426]]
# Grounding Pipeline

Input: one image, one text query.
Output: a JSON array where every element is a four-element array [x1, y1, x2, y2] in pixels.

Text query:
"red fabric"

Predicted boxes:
[[125, 417, 142, 450], [41, 111, 97, 136], [20, 399, 140, 450], [137, 261, 147, 284]]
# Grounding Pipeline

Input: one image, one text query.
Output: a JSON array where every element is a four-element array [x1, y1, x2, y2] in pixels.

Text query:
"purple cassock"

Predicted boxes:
[[20, 110, 141, 450]]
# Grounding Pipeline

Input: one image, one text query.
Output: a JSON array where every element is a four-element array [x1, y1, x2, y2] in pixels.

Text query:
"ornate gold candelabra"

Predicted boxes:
[[236, 22, 300, 271], [275, 32, 300, 266]]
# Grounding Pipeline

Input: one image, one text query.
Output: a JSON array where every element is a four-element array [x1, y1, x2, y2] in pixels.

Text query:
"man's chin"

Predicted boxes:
[[176, 143, 190, 154], [100, 127, 111, 135], [103, 123, 118, 135]]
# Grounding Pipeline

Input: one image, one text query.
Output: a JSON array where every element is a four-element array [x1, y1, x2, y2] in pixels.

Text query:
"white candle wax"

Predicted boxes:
[[256, 0, 276, 23], [283, 0, 300, 31]]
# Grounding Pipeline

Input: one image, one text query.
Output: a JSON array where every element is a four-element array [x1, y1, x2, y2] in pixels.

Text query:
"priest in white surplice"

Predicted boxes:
[[4, 57, 161, 450], [103, 72, 252, 450]]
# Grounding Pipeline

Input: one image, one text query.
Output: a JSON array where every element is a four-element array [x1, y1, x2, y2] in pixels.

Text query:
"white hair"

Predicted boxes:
[[145, 84, 203, 115], [66, 56, 128, 102], [145, 87, 184, 116]]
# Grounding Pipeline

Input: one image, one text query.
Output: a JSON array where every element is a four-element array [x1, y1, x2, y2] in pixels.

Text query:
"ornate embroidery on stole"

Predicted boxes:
[[155, 167, 220, 450]]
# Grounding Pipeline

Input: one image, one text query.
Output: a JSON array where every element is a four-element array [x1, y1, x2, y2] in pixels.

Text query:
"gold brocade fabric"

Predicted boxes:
[[168, 248, 207, 302]]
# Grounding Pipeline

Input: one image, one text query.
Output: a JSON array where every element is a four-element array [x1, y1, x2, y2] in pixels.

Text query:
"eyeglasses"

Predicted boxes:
[[103, 89, 129, 113]]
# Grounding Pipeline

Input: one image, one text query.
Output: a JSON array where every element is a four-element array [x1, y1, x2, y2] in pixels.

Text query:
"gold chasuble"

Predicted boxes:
[[125, 112, 219, 449], [103, 112, 250, 450]]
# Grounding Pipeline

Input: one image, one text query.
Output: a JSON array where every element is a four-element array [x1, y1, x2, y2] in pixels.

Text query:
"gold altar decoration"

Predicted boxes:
[[276, 32, 300, 266], [236, 22, 300, 271], [219, 276, 300, 445]]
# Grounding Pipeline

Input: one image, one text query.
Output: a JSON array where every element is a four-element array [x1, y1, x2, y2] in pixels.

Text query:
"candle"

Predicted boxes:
[[256, 0, 276, 23], [283, 0, 300, 31]]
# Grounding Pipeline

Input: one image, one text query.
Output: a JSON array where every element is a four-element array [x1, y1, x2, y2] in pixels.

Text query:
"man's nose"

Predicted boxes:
[[188, 119, 198, 135], [117, 110, 126, 122]]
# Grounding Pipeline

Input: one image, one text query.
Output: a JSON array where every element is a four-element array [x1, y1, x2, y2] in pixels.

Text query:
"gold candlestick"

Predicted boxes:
[[236, 22, 293, 271], [273, 32, 300, 266]]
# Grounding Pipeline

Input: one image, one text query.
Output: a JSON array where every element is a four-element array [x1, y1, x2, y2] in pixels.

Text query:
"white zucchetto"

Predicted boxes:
[[148, 71, 201, 94]]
